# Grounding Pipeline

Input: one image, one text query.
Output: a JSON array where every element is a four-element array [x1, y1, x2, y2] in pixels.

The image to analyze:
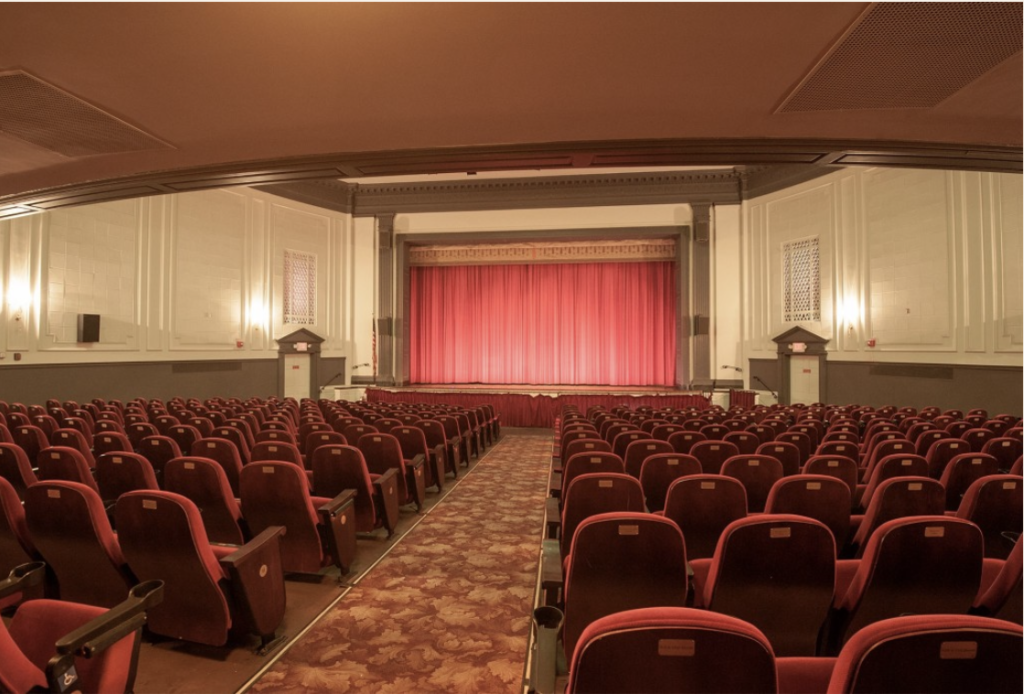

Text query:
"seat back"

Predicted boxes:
[[163, 457, 244, 545], [689, 440, 740, 475], [662, 475, 747, 560], [566, 607, 777, 694], [0, 476, 39, 578], [704, 515, 835, 656], [962, 428, 996, 452], [828, 614, 1022, 694], [115, 490, 233, 645], [0, 443, 38, 499], [251, 440, 304, 466], [95, 452, 159, 504], [51, 428, 96, 467], [311, 444, 378, 533], [667, 430, 707, 455], [837, 517, 983, 649], [25, 480, 134, 607], [210, 426, 251, 463], [240, 462, 324, 573], [560, 473, 644, 559], [754, 440, 802, 476], [138, 435, 183, 479], [563, 513, 689, 659], [858, 453, 930, 508], [765, 475, 851, 548], [981, 437, 1023, 472], [956, 475, 1022, 559], [191, 437, 245, 495], [775, 431, 812, 466], [167, 425, 201, 454], [357, 433, 410, 503], [972, 538, 1022, 624], [940, 453, 999, 511], [925, 438, 970, 478], [721, 454, 783, 512], [36, 446, 99, 492], [304, 430, 347, 460], [851, 477, 945, 556], [639, 453, 701, 513], [623, 439, 672, 478], [93, 431, 133, 457]]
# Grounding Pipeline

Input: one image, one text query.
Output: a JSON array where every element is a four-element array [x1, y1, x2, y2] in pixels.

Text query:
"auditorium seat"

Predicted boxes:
[[414, 419, 455, 480], [826, 516, 983, 653], [694, 515, 835, 656], [241, 460, 357, 575], [25, 481, 136, 608], [138, 435, 183, 480], [971, 538, 1022, 624], [163, 457, 246, 545], [0, 443, 38, 500], [566, 607, 777, 694], [311, 444, 399, 538], [434, 415, 466, 471], [95, 452, 160, 507], [36, 446, 100, 492], [562, 512, 688, 660], [115, 489, 286, 648], [859, 438, 915, 482], [915, 429, 950, 457], [0, 478, 42, 591], [848, 476, 945, 558], [765, 475, 851, 548], [51, 428, 96, 468], [92, 431, 134, 457], [925, 437, 970, 479], [956, 475, 1022, 559], [721, 454, 783, 513], [251, 440, 305, 469], [982, 436, 1023, 472], [358, 432, 425, 511], [211, 426, 252, 464], [0, 563, 164, 694], [667, 430, 706, 454], [774, 431, 812, 467], [303, 430, 347, 463], [392, 425, 443, 492], [192, 437, 245, 496], [660, 475, 747, 560], [558, 472, 643, 560], [623, 438, 672, 478], [940, 453, 1000, 512], [722, 430, 759, 455], [688, 440, 740, 475], [826, 614, 1022, 693], [855, 453, 930, 510], [638, 453, 700, 513]]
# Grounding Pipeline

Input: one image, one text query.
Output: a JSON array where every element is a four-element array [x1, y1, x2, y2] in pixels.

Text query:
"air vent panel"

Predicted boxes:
[[0, 71, 170, 156], [780, 2, 1023, 112]]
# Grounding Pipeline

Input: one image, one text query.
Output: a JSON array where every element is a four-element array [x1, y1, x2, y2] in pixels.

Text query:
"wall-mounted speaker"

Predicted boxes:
[[377, 317, 393, 337], [78, 314, 100, 343], [693, 315, 710, 336]]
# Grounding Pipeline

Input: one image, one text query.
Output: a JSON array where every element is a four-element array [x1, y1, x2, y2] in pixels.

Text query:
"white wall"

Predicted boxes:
[[712, 204, 742, 376], [741, 168, 1023, 368], [0, 188, 364, 380]]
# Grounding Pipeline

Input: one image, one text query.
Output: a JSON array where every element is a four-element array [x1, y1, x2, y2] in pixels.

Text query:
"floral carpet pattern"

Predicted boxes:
[[252, 430, 553, 694]]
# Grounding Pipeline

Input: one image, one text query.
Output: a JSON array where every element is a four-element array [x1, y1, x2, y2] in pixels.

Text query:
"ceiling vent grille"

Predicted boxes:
[[779, 2, 1023, 112], [0, 71, 171, 157]]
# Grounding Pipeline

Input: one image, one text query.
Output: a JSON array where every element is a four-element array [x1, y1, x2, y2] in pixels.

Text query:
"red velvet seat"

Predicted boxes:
[[240, 461, 357, 574], [689, 440, 740, 475], [166, 424, 202, 454], [563, 513, 689, 661], [765, 474, 851, 548], [50, 428, 96, 468], [115, 490, 286, 648], [755, 440, 802, 476], [848, 476, 945, 558], [138, 435, 183, 480], [623, 438, 673, 478], [962, 427, 997, 452], [414, 419, 454, 480], [775, 431, 812, 467], [192, 437, 245, 495], [721, 454, 783, 513], [696, 515, 835, 656], [559, 473, 644, 560], [0, 443, 38, 500], [358, 432, 424, 511], [164, 457, 246, 545], [827, 516, 983, 653], [971, 537, 1022, 624], [251, 440, 304, 467], [392, 425, 443, 492], [940, 452, 1000, 511], [855, 452, 929, 510], [211, 426, 251, 464], [93, 431, 133, 457], [25, 481, 136, 607], [311, 444, 399, 537], [639, 453, 701, 513], [0, 478, 42, 598], [924, 437, 970, 479], [827, 614, 1022, 693], [302, 430, 347, 462], [982, 436, 1023, 472], [956, 474, 1022, 559], [95, 452, 160, 506], [661, 474, 747, 560], [36, 446, 99, 492], [0, 563, 163, 694], [667, 430, 706, 455], [567, 607, 777, 694]]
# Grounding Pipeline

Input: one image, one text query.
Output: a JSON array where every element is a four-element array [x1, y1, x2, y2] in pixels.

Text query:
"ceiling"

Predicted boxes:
[[0, 3, 1020, 215]]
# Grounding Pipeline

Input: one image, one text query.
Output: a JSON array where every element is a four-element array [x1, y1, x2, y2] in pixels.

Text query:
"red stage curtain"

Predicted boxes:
[[409, 261, 676, 386]]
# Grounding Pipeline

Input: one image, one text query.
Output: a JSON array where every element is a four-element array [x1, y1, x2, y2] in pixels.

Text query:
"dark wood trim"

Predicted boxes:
[[3, 137, 1019, 213]]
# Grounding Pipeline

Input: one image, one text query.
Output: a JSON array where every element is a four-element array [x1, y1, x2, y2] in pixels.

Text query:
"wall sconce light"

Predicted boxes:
[[247, 297, 269, 332], [7, 280, 33, 322], [838, 296, 861, 331]]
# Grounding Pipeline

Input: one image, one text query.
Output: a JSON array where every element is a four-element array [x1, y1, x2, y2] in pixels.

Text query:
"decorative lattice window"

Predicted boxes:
[[782, 237, 820, 322], [283, 249, 316, 325]]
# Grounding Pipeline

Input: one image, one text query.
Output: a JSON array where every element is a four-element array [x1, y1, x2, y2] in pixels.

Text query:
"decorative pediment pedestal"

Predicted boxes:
[[276, 329, 326, 401]]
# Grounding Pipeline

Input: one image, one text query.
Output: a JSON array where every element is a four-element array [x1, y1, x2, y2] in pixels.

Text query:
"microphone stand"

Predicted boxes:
[[318, 371, 345, 393]]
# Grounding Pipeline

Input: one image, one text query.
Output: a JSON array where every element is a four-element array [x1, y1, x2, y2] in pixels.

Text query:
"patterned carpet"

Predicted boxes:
[[251, 430, 553, 694]]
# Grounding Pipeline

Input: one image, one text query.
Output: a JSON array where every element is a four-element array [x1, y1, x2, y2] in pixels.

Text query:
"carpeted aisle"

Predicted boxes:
[[251, 430, 553, 694]]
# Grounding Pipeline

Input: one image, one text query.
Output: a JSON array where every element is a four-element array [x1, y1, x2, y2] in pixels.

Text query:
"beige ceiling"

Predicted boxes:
[[0, 3, 1020, 209]]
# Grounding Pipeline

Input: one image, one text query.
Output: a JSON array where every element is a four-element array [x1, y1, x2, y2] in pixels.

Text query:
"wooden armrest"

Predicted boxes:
[[545, 497, 561, 539], [219, 525, 287, 642], [549, 472, 562, 498], [540, 539, 563, 605], [373, 469, 400, 537], [0, 561, 46, 601], [317, 492, 358, 574], [318, 489, 357, 518]]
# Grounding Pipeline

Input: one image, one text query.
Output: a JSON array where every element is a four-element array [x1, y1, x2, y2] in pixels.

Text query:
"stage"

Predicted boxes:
[[365, 384, 716, 428]]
